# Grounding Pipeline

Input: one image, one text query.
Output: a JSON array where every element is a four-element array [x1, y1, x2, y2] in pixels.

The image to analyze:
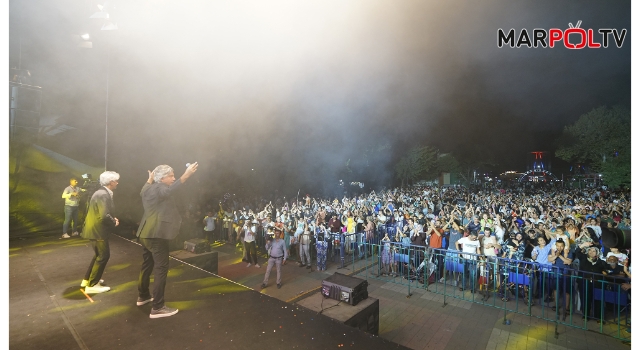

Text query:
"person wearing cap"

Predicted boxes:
[[262, 226, 288, 289]]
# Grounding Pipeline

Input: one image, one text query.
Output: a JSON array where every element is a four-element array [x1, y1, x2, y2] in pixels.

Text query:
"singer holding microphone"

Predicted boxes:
[[80, 171, 120, 294]]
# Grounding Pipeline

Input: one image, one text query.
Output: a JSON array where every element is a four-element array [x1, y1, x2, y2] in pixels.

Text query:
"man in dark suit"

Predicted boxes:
[[81, 171, 120, 294], [136, 162, 198, 319]]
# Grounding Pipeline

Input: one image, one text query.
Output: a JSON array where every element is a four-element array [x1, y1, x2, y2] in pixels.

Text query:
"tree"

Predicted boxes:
[[433, 153, 461, 179], [395, 146, 437, 186], [556, 106, 630, 188]]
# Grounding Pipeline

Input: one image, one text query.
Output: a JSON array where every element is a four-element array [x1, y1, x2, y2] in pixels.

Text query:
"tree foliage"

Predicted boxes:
[[556, 106, 630, 188], [395, 146, 437, 186], [395, 146, 461, 186], [434, 153, 461, 176]]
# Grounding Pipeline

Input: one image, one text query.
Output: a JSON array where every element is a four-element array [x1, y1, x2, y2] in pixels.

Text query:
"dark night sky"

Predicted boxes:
[[8, 0, 631, 199]]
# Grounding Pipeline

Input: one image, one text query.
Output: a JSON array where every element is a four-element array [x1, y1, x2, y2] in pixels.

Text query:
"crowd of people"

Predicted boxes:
[[177, 182, 631, 321]]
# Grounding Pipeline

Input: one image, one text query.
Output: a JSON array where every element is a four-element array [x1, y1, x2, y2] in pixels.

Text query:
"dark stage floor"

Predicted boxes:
[[10, 234, 406, 350]]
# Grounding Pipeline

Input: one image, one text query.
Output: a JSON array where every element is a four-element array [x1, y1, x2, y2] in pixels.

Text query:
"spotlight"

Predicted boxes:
[[82, 173, 93, 180]]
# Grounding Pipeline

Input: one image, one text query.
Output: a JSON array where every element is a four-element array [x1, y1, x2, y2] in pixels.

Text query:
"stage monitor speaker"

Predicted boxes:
[[297, 293, 379, 336], [171, 249, 218, 275], [601, 227, 630, 250], [321, 272, 368, 306], [184, 238, 211, 254]]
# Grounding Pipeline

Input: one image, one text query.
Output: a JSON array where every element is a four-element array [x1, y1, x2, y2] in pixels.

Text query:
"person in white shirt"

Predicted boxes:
[[494, 218, 506, 244], [456, 232, 481, 292], [203, 211, 216, 243], [605, 247, 628, 266], [586, 218, 602, 239], [244, 222, 260, 268]]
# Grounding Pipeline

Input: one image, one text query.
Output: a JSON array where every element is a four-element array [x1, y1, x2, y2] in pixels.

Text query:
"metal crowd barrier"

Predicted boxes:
[[349, 242, 631, 342]]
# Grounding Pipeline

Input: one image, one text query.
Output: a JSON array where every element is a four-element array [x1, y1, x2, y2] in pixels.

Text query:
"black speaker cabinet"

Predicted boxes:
[[170, 249, 218, 275], [321, 272, 368, 306], [296, 293, 379, 336], [184, 238, 211, 254]]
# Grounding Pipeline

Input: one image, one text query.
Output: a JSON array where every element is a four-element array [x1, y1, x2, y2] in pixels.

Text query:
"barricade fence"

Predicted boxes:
[[344, 238, 630, 342]]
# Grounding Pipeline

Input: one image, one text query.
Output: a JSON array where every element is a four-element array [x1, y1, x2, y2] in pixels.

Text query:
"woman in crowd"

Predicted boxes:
[[531, 235, 555, 301]]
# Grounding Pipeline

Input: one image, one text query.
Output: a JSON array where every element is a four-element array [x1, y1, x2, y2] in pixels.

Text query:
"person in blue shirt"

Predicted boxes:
[[467, 216, 481, 235], [532, 236, 555, 301]]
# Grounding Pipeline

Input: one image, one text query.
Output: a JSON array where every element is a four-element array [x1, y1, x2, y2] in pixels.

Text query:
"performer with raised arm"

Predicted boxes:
[[136, 162, 198, 318]]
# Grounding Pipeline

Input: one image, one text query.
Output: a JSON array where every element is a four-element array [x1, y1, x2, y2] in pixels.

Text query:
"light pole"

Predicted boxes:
[[104, 42, 110, 171], [88, 4, 118, 171]]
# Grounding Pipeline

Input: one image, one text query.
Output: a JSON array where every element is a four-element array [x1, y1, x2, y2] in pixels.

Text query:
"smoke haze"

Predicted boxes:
[[9, 0, 631, 203]]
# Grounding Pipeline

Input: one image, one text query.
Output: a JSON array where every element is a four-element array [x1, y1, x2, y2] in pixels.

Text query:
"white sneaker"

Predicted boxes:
[[72, 231, 79, 236], [247, 263, 252, 267], [80, 279, 104, 287], [255, 264, 261, 268], [84, 284, 111, 294], [61, 233, 71, 239], [439, 277, 445, 283]]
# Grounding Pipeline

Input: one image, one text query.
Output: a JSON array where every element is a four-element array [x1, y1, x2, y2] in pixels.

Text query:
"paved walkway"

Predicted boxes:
[[209, 241, 632, 350]]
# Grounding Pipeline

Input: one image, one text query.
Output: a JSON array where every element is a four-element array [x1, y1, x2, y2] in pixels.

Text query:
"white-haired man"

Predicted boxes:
[[80, 171, 120, 294], [136, 162, 198, 318]]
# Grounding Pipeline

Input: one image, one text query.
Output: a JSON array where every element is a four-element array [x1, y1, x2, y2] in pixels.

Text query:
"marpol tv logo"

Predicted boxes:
[[498, 21, 627, 49]]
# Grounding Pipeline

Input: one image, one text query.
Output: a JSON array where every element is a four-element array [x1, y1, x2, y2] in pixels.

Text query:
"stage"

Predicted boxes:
[[9, 234, 406, 349]]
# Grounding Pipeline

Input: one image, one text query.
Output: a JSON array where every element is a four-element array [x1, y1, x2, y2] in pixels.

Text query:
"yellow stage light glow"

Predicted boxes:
[[174, 277, 227, 287], [168, 268, 185, 277], [195, 284, 247, 295], [50, 302, 95, 313], [62, 288, 86, 299], [165, 300, 208, 311], [106, 263, 132, 272], [91, 306, 131, 321]]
